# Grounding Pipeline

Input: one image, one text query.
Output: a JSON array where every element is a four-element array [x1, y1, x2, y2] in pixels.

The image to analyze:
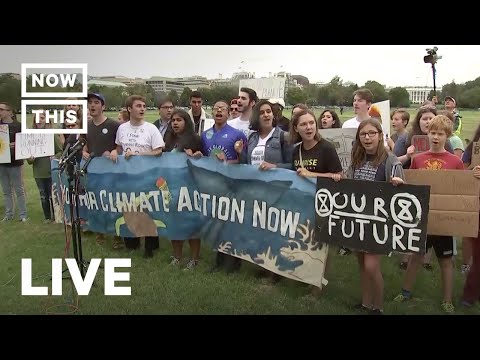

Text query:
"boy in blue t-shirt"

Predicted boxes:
[[199, 100, 247, 162]]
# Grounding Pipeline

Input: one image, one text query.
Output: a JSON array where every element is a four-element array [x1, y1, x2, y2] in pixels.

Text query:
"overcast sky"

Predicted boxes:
[[1, 45, 478, 87]]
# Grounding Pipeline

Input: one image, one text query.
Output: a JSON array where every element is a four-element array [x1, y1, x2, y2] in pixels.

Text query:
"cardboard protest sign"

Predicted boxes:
[[315, 178, 430, 255], [411, 135, 430, 153], [15, 133, 55, 160], [404, 169, 480, 237], [468, 141, 480, 169], [319, 128, 357, 176], [0, 125, 11, 164], [239, 78, 286, 99]]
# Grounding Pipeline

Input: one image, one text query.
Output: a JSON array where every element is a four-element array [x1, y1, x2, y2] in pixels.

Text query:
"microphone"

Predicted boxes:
[[60, 142, 71, 161], [61, 138, 87, 167], [71, 137, 87, 153], [80, 152, 95, 175]]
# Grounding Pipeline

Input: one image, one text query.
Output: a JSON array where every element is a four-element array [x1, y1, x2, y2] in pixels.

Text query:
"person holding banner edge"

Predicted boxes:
[[112, 95, 165, 258], [289, 109, 343, 292], [346, 118, 405, 314], [194, 100, 247, 273]]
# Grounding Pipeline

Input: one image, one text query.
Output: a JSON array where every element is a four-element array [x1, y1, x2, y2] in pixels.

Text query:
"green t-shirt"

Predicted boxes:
[[28, 135, 63, 178], [449, 135, 464, 152]]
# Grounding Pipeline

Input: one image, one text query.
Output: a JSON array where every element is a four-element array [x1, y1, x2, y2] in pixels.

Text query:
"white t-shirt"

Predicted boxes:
[[250, 128, 275, 166], [228, 117, 251, 138], [342, 117, 362, 129], [342, 116, 387, 145], [115, 121, 165, 154]]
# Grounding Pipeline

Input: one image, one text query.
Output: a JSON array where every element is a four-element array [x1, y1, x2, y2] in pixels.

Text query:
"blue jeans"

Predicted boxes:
[[35, 177, 53, 220], [0, 165, 27, 220]]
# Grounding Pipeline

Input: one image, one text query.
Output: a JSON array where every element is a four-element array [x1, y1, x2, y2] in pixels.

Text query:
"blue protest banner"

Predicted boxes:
[[52, 153, 328, 288]]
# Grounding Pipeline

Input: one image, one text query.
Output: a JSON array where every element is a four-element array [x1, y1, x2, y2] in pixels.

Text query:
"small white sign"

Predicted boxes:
[[239, 78, 286, 100], [15, 133, 55, 160]]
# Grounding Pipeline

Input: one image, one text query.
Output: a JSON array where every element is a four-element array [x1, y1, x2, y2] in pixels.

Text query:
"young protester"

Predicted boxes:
[[237, 100, 292, 170], [346, 118, 405, 314], [460, 124, 480, 275], [342, 89, 373, 129], [289, 109, 343, 290], [394, 115, 464, 313], [0, 102, 27, 222], [83, 93, 122, 248], [387, 108, 410, 152], [290, 109, 343, 179], [319, 109, 342, 129], [112, 95, 165, 258], [27, 110, 62, 223], [461, 165, 480, 308], [164, 109, 203, 270], [193, 100, 247, 273], [153, 97, 174, 138], [228, 87, 258, 138]]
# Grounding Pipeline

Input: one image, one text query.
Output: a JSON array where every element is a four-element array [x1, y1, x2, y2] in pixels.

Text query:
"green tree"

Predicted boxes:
[[388, 87, 410, 108], [458, 87, 480, 109], [341, 83, 359, 106], [317, 86, 330, 106], [0, 75, 21, 111], [440, 81, 460, 103], [363, 80, 389, 102], [179, 87, 192, 107], [211, 86, 238, 104], [286, 87, 307, 106], [197, 87, 213, 106], [125, 84, 156, 107], [168, 90, 179, 105], [326, 76, 343, 106]]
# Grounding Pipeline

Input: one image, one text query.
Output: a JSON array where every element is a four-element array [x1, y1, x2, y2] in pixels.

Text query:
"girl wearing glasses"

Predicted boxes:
[[346, 118, 404, 314]]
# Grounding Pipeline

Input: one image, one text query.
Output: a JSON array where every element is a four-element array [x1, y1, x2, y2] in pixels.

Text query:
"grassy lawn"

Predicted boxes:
[[0, 108, 479, 315]]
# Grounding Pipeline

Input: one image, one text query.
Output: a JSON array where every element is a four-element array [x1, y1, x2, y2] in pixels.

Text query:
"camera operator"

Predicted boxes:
[[444, 96, 462, 137]]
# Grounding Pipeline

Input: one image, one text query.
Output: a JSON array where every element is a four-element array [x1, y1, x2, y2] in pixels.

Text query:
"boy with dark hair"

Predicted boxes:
[[228, 87, 258, 137], [188, 91, 213, 135]]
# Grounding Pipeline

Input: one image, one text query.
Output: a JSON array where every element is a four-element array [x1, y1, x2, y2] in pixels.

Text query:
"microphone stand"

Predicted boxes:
[[59, 146, 92, 279]]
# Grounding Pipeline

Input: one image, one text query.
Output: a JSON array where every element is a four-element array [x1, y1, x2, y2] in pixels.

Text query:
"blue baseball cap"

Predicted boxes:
[[87, 93, 106, 105]]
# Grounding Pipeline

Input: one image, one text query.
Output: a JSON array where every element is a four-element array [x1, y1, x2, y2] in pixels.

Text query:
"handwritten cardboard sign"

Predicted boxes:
[[468, 141, 480, 169], [404, 169, 480, 237], [15, 133, 55, 160], [411, 135, 430, 153]]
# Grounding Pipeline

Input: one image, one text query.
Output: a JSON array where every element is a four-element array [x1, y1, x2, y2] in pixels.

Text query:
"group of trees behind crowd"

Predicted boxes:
[[2, 73, 480, 112]]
